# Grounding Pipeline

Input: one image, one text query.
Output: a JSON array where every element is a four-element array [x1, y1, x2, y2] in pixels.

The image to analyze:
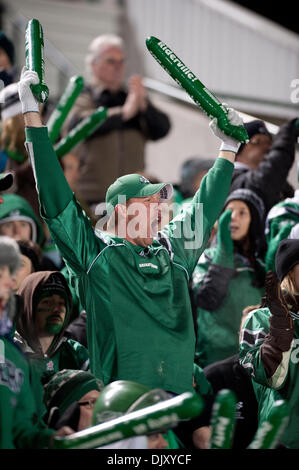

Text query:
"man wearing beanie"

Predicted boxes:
[[43, 369, 103, 432], [239, 238, 299, 449], [0, 237, 73, 448], [14, 271, 90, 418], [0, 30, 17, 87], [230, 118, 298, 214]]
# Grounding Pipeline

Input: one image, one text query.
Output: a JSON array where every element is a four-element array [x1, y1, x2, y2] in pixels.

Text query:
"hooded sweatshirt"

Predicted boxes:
[[0, 193, 45, 246], [0, 294, 54, 448], [14, 271, 89, 417]]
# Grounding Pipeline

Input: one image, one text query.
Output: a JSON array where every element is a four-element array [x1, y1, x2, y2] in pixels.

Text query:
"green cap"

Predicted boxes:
[[105, 174, 173, 214], [0, 172, 13, 191]]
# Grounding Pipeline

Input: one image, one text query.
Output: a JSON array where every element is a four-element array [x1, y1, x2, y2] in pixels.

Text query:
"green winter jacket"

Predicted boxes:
[[25, 126, 234, 395], [0, 336, 53, 448], [239, 307, 299, 449], [0, 193, 45, 246], [265, 191, 299, 271], [192, 247, 264, 368]]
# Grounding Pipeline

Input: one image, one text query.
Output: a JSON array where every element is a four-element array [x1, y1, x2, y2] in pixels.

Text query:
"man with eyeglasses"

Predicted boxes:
[[64, 34, 171, 208], [230, 118, 299, 214], [43, 372, 171, 448]]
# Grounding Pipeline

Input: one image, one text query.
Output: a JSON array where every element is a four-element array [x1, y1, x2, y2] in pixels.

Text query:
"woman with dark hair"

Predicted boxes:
[[192, 188, 267, 368]]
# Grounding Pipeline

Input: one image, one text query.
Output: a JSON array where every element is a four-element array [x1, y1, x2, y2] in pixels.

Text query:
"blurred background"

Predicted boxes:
[[1, 0, 298, 185]]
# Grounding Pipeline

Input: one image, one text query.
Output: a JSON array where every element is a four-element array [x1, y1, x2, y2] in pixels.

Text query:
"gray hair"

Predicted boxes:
[[85, 34, 124, 78], [0, 235, 21, 274]]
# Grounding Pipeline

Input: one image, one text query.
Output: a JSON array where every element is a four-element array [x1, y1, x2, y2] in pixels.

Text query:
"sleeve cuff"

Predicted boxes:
[[25, 126, 50, 142]]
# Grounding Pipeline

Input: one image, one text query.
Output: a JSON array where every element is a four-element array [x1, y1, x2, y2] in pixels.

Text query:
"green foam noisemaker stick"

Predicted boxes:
[[25, 19, 49, 103], [247, 399, 289, 449], [146, 36, 249, 143], [47, 75, 84, 143], [210, 389, 237, 449], [53, 391, 203, 449], [54, 106, 107, 159]]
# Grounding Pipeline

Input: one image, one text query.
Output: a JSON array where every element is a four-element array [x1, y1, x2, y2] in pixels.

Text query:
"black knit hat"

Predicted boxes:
[[224, 188, 267, 260], [43, 369, 104, 429], [275, 238, 299, 282], [237, 120, 272, 155], [0, 31, 14, 65], [224, 188, 265, 224], [35, 272, 69, 308]]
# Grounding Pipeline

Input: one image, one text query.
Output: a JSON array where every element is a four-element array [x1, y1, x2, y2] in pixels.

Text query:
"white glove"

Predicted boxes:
[[18, 66, 40, 114], [209, 104, 244, 153]]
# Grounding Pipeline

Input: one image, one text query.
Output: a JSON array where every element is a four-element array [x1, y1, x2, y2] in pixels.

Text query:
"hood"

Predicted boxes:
[[0, 193, 45, 246], [16, 271, 73, 357]]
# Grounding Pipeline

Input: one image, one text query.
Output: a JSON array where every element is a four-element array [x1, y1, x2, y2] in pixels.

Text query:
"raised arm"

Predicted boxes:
[[19, 68, 73, 218], [161, 108, 242, 275], [231, 119, 298, 212], [18, 68, 101, 274]]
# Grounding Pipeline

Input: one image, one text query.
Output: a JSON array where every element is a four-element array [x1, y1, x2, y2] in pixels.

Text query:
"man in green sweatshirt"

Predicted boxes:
[[18, 67, 243, 395]]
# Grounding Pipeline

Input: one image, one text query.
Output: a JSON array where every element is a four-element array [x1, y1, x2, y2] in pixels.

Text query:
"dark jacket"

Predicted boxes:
[[204, 354, 259, 449], [230, 119, 298, 214]]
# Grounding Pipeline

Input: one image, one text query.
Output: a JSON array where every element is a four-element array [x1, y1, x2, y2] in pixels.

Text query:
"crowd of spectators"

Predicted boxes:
[[0, 28, 298, 450]]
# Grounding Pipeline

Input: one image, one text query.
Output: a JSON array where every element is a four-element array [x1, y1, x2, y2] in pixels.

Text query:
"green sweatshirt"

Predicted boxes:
[[25, 126, 234, 394], [239, 308, 299, 449], [0, 337, 53, 449]]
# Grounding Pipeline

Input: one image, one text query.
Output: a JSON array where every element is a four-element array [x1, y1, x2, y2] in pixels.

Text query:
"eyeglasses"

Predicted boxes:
[[78, 398, 98, 409], [95, 57, 125, 66], [105, 58, 125, 66]]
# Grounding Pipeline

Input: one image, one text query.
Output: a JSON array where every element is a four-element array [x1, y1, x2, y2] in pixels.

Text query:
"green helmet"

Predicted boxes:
[[92, 380, 171, 426]]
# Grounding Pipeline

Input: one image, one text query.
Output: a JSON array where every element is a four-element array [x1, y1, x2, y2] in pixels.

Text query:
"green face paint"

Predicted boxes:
[[25, 19, 49, 103], [54, 106, 107, 159], [47, 75, 84, 143], [146, 36, 249, 143], [210, 389, 237, 449], [36, 297, 66, 336], [45, 319, 64, 335]]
